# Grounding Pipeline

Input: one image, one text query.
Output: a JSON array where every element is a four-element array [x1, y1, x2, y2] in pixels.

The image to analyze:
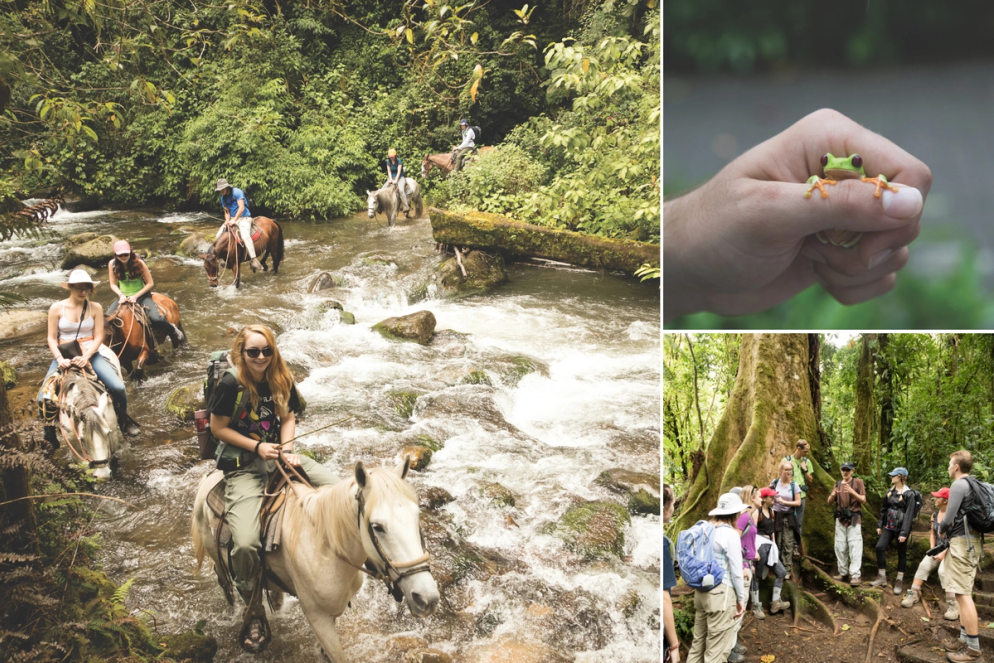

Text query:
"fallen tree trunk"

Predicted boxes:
[[428, 207, 659, 275]]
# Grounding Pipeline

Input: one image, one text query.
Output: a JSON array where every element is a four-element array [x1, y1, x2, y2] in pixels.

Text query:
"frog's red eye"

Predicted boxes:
[[820, 154, 829, 167], [851, 154, 863, 168]]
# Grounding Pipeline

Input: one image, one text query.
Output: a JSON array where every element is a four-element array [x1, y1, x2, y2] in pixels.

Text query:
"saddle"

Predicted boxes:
[[230, 223, 262, 247]]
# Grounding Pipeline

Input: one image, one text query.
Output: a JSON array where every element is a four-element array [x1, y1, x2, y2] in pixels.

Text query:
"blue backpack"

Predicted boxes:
[[676, 520, 726, 592]]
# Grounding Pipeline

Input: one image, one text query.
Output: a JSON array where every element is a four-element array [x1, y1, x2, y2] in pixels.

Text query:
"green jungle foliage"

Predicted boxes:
[[664, 333, 994, 498], [664, 0, 994, 73], [0, 0, 659, 242]]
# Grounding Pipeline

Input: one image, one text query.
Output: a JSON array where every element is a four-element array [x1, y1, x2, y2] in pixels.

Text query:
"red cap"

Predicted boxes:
[[113, 240, 131, 255], [931, 487, 950, 499], [760, 487, 777, 498]]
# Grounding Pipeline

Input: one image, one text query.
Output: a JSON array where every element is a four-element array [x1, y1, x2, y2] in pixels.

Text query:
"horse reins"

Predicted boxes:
[[108, 301, 147, 359], [55, 369, 109, 466]]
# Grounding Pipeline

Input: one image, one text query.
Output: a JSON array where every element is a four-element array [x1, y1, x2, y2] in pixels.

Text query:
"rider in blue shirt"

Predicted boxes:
[[384, 149, 409, 213], [214, 178, 262, 273]]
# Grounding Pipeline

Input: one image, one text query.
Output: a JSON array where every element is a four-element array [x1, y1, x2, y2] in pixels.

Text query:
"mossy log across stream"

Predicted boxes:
[[427, 207, 659, 275]]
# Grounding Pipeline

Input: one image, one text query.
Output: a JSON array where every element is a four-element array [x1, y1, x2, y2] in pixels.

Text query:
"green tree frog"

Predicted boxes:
[[805, 153, 898, 247]]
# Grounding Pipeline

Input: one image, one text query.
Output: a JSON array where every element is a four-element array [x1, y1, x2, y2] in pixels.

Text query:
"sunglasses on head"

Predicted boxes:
[[244, 347, 273, 358]]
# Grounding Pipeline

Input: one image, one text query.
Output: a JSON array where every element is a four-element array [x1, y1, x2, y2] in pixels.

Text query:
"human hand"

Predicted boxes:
[[57, 356, 72, 370], [670, 649, 681, 663], [899, 536, 907, 543], [70, 356, 88, 369], [936, 551, 946, 562], [733, 602, 745, 619], [664, 108, 931, 321], [877, 528, 882, 535], [256, 442, 280, 461], [282, 452, 302, 467], [118, 294, 127, 303], [126, 296, 136, 304]]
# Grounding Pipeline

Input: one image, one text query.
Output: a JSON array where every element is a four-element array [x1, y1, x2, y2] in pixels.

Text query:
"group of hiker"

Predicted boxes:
[[663, 446, 993, 663]]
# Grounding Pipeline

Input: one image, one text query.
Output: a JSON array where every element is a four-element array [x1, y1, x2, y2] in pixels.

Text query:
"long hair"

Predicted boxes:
[[112, 252, 145, 280], [229, 324, 294, 418]]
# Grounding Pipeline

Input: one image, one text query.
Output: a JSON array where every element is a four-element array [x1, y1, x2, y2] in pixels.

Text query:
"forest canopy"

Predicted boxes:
[[0, 0, 660, 242]]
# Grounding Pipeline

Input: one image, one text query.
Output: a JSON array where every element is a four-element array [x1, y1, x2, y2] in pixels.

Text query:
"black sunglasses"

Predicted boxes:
[[244, 347, 273, 358]]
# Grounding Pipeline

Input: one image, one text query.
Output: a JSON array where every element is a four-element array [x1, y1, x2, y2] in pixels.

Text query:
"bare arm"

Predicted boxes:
[[46, 303, 70, 367], [108, 260, 123, 299], [663, 590, 680, 662]]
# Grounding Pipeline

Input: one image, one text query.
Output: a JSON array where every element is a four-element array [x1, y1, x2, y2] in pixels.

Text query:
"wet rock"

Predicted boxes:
[[373, 310, 436, 345], [429, 330, 469, 358], [317, 299, 343, 314], [1, 361, 16, 388], [422, 487, 455, 510], [361, 254, 396, 267], [340, 311, 356, 325], [66, 264, 100, 277], [550, 501, 631, 559], [497, 355, 549, 387], [434, 250, 508, 299], [309, 271, 344, 292], [66, 231, 100, 247], [596, 468, 661, 515], [61, 234, 120, 269], [422, 511, 522, 589], [417, 386, 521, 435], [461, 370, 492, 386], [0, 310, 48, 342], [481, 481, 515, 507], [387, 635, 428, 656], [404, 649, 452, 663], [177, 232, 212, 257], [159, 629, 218, 662], [412, 433, 443, 452], [401, 445, 432, 471], [388, 391, 421, 418], [462, 641, 572, 663], [166, 382, 204, 422]]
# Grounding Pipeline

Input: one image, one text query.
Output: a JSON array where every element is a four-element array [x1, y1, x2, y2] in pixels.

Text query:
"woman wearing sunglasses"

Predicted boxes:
[[37, 269, 138, 449], [207, 324, 340, 652], [106, 240, 181, 340]]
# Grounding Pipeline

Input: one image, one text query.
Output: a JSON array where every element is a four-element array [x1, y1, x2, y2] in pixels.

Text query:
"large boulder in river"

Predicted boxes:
[[177, 232, 214, 257], [66, 231, 100, 247], [462, 641, 571, 663], [549, 501, 631, 560], [0, 310, 49, 342], [166, 382, 204, 422], [596, 468, 660, 515], [434, 250, 507, 299], [373, 310, 436, 345], [309, 272, 345, 292], [61, 234, 120, 269]]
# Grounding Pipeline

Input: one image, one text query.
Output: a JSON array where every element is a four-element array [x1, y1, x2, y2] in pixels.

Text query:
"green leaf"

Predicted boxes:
[[471, 31, 478, 45], [81, 125, 98, 141], [406, 28, 414, 44]]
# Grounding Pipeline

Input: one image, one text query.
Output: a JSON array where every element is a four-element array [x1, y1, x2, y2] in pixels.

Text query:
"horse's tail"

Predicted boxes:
[[191, 508, 206, 572], [272, 219, 284, 271]]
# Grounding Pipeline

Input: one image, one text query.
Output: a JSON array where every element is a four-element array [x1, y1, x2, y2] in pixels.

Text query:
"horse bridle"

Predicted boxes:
[[355, 488, 431, 603], [56, 369, 111, 467]]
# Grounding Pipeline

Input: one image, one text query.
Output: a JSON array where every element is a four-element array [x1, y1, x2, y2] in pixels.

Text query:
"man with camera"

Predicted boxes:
[[900, 487, 958, 620], [939, 450, 985, 663], [828, 461, 866, 586]]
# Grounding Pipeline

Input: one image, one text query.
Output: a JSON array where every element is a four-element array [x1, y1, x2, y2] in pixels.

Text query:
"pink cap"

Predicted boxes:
[[113, 240, 131, 255]]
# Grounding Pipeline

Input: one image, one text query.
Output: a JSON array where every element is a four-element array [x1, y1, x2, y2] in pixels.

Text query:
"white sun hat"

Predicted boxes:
[[60, 269, 100, 289], [708, 492, 749, 517]]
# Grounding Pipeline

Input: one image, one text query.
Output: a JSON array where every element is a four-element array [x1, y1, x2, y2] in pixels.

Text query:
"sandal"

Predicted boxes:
[[239, 615, 271, 654]]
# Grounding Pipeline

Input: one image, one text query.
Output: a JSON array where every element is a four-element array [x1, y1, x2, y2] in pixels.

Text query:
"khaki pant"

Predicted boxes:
[[913, 552, 946, 584], [224, 455, 340, 599], [943, 534, 980, 595], [834, 519, 864, 577], [777, 524, 795, 576], [216, 216, 257, 260], [686, 583, 738, 663]]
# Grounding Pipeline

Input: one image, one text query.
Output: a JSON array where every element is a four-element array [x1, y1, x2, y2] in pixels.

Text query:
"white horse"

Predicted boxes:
[[57, 370, 123, 480], [366, 178, 424, 227], [191, 456, 440, 662]]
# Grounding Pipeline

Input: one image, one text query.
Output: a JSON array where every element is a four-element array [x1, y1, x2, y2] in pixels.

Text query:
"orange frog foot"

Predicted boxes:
[[804, 177, 837, 199], [861, 176, 899, 198]]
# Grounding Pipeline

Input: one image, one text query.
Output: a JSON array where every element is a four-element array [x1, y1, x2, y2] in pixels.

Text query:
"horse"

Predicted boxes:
[[421, 146, 494, 178], [191, 456, 439, 662], [366, 179, 423, 227], [199, 217, 284, 288], [56, 369, 123, 480], [104, 295, 187, 381]]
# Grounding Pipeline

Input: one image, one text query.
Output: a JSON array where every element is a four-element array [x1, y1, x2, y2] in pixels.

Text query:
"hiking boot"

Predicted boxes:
[[770, 599, 791, 614], [250, 258, 263, 273], [868, 575, 888, 588], [115, 407, 141, 437], [833, 570, 849, 582], [752, 604, 766, 620], [850, 576, 862, 587], [901, 589, 921, 608], [946, 638, 968, 653], [945, 600, 961, 621], [732, 642, 747, 655], [727, 653, 746, 663], [894, 578, 904, 595], [947, 647, 984, 662], [402, 204, 410, 213]]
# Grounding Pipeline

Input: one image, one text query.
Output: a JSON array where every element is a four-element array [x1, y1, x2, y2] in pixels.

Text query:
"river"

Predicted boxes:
[[0, 206, 661, 662]]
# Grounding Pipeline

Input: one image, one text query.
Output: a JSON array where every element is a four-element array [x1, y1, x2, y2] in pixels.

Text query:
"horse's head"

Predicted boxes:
[[200, 247, 219, 287], [60, 372, 119, 480], [421, 155, 430, 179], [355, 457, 439, 618], [366, 190, 380, 218]]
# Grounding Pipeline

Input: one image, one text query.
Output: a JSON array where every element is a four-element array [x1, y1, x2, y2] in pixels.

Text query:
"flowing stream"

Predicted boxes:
[[0, 206, 661, 662]]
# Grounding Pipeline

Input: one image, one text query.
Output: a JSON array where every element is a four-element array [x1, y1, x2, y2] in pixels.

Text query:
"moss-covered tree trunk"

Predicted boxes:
[[673, 334, 837, 560], [853, 335, 877, 476], [876, 333, 894, 455], [0, 379, 38, 558]]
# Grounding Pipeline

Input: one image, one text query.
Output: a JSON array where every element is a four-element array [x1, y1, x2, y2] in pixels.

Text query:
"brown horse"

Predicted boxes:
[[421, 147, 493, 178], [104, 295, 187, 381], [199, 217, 284, 288]]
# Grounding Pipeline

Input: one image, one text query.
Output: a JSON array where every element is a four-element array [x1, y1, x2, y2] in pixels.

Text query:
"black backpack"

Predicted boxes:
[[907, 487, 924, 523], [962, 476, 994, 534], [470, 125, 482, 140], [194, 351, 244, 460]]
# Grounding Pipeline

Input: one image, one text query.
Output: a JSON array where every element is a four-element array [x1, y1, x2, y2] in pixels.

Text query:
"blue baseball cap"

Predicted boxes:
[[888, 467, 909, 477]]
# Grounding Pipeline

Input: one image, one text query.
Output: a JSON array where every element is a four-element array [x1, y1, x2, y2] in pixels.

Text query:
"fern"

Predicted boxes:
[[111, 577, 134, 605], [634, 263, 660, 282]]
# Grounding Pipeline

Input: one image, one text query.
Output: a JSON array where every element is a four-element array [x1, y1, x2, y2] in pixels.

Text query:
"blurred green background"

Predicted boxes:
[[664, 0, 994, 329]]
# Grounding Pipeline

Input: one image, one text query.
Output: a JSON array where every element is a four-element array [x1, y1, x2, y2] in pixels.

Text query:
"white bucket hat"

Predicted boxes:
[[60, 269, 100, 289], [709, 492, 748, 517]]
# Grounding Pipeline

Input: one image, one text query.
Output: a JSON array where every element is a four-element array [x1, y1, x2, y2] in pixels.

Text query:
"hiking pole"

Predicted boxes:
[[273, 415, 355, 449]]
